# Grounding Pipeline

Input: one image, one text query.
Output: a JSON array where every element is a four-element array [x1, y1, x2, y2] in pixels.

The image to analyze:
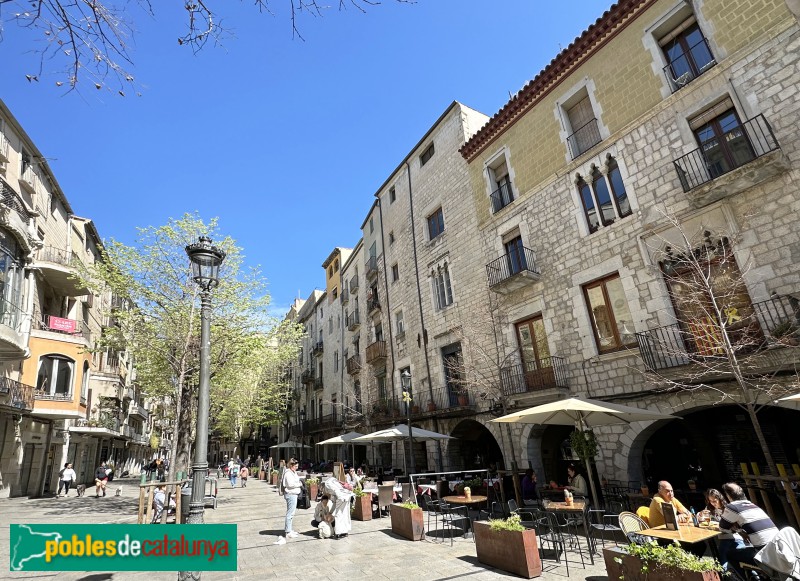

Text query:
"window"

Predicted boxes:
[[432, 263, 453, 310], [565, 94, 601, 158], [332, 287, 338, 300], [369, 218, 374, 234], [21, 150, 32, 177], [660, 19, 715, 90], [328, 266, 333, 279], [442, 343, 464, 404], [389, 231, 395, 245], [0, 227, 26, 323], [583, 274, 636, 353], [391, 263, 399, 282], [395, 310, 405, 335], [389, 187, 396, 203], [420, 143, 435, 166], [377, 374, 387, 401], [427, 207, 445, 240], [690, 102, 754, 180], [504, 236, 528, 275], [334, 259, 339, 272], [328, 318, 333, 334], [36, 355, 75, 398], [334, 351, 339, 372], [488, 155, 514, 213], [576, 155, 631, 234], [514, 316, 555, 390]]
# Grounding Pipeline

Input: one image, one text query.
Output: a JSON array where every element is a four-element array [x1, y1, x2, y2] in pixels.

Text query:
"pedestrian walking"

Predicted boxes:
[[58, 463, 76, 497], [229, 460, 239, 487], [94, 462, 109, 497], [156, 458, 166, 482], [274, 458, 302, 545], [240, 465, 249, 487]]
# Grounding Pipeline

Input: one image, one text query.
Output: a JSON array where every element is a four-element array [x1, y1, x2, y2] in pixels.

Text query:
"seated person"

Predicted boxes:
[[345, 467, 362, 489], [376, 468, 386, 486], [521, 468, 539, 505], [566, 464, 588, 496], [311, 494, 334, 528], [648, 480, 691, 528], [704, 488, 745, 569], [719, 482, 779, 580]]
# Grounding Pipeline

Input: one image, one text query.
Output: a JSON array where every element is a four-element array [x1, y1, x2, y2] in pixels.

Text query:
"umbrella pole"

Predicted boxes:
[[577, 415, 601, 508]]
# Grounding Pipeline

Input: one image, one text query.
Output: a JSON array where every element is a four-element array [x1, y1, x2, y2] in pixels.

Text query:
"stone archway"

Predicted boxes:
[[448, 419, 504, 471]]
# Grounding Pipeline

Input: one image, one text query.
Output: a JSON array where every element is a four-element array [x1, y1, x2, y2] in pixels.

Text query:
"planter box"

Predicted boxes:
[[308, 483, 319, 501], [603, 547, 722, 581], [271, 473, 278, 485], [474, 521, 542, 579], [389, 504, 424, 541], [259, 470, 266, 481], [352, 494, 373, 521]]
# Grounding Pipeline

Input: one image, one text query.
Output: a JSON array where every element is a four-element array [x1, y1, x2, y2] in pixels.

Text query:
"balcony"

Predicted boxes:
[[0, 377, 35, 412], [0, 131, 9, 163], [663, 36, 716, 93], [347, 310, 361, 331], [341, 286, 350, 305], [408, 386, 478, 417], [367, 296, 381, 314], [122, 425, 134, 438], [486, 246, 541, 293], [122, 386, 135, 400], [32, 246, 90, 296], [1, 176, 32, 218], [365, 340, 388, 364], [0, 295, 28, 359], [499, 356, 569, 396], [346, 354, 362, 375], [20, 165, 40, 195], [33, 314, 91, 343], [366, 255, 379, 279], [490, 181, 514, 213], [34, 389, 73, 401], [134, 433, 150, 445], [370, 396, 403, 423], [312, 341, 324, 356], [673, 114, 785, 204], [349, 274, 359, 293], [567, 118, 602, 159], [635, 294, 800, 374], [129, 402, 149, 421], [301, 369, 314, 384], [313, 377, 323, 391]]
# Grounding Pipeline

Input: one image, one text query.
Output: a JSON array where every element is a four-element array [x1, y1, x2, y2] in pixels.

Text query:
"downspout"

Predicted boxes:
[[404, 161, 443, 471]]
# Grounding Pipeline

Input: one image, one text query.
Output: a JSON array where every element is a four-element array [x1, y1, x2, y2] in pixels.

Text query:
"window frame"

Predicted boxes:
[[427, 207, 445, 240], [432, 263, 454, 311], [575, 156, 632, 235], [391, 263, 399, 283], [582, 273, 637, 354], [420, 143, 435, 166]]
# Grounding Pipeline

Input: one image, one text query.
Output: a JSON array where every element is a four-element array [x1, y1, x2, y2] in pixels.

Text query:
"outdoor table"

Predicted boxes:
[[543, 499, 595, 565], [639, 524, 722, 560]]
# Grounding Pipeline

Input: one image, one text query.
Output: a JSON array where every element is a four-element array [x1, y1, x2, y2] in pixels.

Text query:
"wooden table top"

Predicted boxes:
[[543, 500, 586, 512], [443, 495, 488, 505], [640, 524, 721, 544]]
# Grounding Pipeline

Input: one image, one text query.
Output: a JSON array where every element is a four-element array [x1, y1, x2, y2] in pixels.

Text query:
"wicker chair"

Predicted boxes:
[[618, 511, 652, 544]]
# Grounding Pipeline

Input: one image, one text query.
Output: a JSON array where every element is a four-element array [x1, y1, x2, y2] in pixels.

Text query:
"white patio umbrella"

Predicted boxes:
[[269, 440, 311, 449], [316, 432, 367, 465], [491, 397, 677, 507], [777, 393, 800, 402], [352, 424, 453, 442]]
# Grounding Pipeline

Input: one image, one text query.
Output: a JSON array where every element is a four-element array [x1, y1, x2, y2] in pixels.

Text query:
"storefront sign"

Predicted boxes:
[[47, 316, 76, 333]]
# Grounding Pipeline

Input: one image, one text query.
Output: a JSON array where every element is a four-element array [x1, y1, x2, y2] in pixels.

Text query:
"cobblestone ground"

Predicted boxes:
[[0, 477, 611, 580]]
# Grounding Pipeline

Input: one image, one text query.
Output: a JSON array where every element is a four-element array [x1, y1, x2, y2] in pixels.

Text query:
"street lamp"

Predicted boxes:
[[185, 236, 226, 526], [401, 369, 416, 476], [299, 407, 306, 465]]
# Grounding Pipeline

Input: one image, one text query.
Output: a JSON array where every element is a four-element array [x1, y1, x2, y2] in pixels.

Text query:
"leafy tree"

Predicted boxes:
[[86, 212, 300, 477], [2, 0, 410, 92]]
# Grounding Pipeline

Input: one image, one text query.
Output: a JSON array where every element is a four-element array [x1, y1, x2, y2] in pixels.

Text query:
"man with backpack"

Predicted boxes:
[[228, 459, 239, 487]]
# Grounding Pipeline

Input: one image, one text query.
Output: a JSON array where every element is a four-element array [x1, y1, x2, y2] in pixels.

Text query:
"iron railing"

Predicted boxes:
[[341, 286, 349, 304], [662, 36, 716, 92], [371, 396, 403, 422], [486, 246, 540, 288], [367, 297, 381, 313], [301, 369, 314, 384], [312, 341, 324, 356], [34, 313, 92, 342], [673, 114, 779, 192], [313, 377, 323, 391], [35, 246, 85, 270], [347, 311, 360, 330], [129, 403, 149, 420], [490, 181, 514, 213], [366, 255, 379, 278], [0, 377, 35, 410], [409, 386, 478, 415], [365, 340, 388, 363], [0, 295, 25, 333], [636, 294, 799, 371], [346, 354, 361, 375], [34, 389, 73, 401], [20, 165, 40, 193], [567, 118, 602, 159], [0, 176, 32, 217], [499, 356, 568, 396], [349, 274, 359, 293]]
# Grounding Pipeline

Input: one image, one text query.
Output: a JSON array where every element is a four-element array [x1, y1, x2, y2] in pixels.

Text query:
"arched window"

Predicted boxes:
[[576, 156, 632, 234], [36, 354, 75, 399]]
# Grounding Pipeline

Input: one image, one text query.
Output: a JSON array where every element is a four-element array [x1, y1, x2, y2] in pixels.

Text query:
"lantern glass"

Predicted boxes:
[[401, 370, 411, 390], [186, 236, 226, 290]]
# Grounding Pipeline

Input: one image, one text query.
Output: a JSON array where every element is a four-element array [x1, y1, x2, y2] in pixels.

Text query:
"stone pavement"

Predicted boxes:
[[0, 477, 610, 580]]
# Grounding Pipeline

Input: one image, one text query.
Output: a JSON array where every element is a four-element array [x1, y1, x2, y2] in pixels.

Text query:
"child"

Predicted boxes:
[[240, 465, 249, 488], [311, 494, 334, 538]]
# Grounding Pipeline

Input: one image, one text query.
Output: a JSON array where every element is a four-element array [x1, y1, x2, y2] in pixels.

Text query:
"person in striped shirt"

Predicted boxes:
[[719, 482, 779, 579]]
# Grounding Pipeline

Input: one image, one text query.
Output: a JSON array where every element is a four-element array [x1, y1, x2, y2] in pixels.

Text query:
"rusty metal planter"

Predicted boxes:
[[390, 504, 424, 541], [474, 521, 542, 578]]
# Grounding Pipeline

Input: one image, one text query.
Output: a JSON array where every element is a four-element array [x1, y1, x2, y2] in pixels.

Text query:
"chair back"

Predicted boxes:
[[508, 498, 520, 514], [401, 482, 412, 502], [635, 506, 651, 526], [618, 511, 648, 536], [436, 480, 449, 499], [378, 484, 394, 509]]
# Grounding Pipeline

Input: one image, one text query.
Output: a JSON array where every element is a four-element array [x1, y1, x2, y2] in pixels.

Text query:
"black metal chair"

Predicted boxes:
[[419, 493, 440, 539], [589, 499, 624, 549], [439, 501, 472, 546]]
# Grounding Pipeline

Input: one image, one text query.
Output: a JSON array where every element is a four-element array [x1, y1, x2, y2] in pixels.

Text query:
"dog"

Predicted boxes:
[[115, 486, 123, 497], [75, 484, 86, 497]]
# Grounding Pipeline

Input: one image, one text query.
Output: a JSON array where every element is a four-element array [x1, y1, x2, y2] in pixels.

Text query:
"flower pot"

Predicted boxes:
[[457, 395, 468, 406], [352, 494, 372, 521], [412, 405, 420, 414], [427, 402, 437, 412], [474, 521, 542, 579], [389, 504, 424, 541], [641, 486, 650, 496], [259, 470, 266, 481], [271, 473, 278, 485], [603, 547, 722, 581], [308, 483, 319, 500]]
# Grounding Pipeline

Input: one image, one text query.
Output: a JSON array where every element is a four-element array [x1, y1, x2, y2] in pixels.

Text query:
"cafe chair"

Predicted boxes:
[[589, 500, 624, 549], [439, 501, 473, 546], [536, 511, 580, 577], [401, 482, 412, 504], [635, 506, 651, 526], [477, 501, 506, 521], [507, 498, 539, 529], [419, 494, 441, 539], [618, 511, 653, 545], [377, 484, 394, 518], [740, 527, 800, 581]]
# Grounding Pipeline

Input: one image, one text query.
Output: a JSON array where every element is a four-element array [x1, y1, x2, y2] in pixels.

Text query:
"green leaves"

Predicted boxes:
[[569, 429, 598, 461], [625, 541, 723, 572]]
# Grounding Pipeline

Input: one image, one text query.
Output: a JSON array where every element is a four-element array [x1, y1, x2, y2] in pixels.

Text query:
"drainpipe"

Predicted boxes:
[[404, 161, 443, 471]]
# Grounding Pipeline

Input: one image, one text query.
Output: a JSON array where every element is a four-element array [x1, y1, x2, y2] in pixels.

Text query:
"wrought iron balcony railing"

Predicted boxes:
[[567, 118, 602, 159], [349, 274, 359, 293], [34, 389, 73, 401], [490, 181, 514, 213], [313, 377, 323, 391], [635, 294, 799, 371], [0, 295, 25, 334], [35, 246, 85, 270], [0, 377, 35, 411], [341, 286, 349, 304], [486, 246, 540, 288], [409, 386, 478, 415], [499, 356, 569, 396], [365, 340, 388, 363], [673, 114, 779, 192], [0, 176, 32, 217], [312, 341, 324, 356], [346, 354, 361, 375], [347, 311, 360, 331], [366, 255, 379, 279], [367, 297, 381, 313]]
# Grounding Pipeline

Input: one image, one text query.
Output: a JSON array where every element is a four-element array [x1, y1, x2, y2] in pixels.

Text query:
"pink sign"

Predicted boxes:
[[48, 316, 76, 333]]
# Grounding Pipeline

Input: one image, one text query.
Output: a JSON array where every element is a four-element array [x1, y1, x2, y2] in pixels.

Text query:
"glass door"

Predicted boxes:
[[515, 316, 554, 391]]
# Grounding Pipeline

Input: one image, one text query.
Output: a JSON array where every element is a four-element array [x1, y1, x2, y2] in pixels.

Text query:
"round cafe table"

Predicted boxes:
[[442, 495, 488, 508]]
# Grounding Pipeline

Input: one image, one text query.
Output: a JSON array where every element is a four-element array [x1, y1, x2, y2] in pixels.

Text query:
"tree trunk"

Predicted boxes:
[[174, 380, 195, 477]]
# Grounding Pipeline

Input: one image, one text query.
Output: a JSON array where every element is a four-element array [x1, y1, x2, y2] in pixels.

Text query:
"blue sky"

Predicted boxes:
[[1, 0, 612, 316]]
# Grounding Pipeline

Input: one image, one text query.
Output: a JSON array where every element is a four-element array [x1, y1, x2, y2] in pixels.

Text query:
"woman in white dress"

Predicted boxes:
[[322, 476, 355, 538]]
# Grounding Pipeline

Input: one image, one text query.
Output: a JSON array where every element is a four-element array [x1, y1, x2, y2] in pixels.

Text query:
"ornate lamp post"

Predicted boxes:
[[184, 236, 225, 526], [401, 369, 416, 476]]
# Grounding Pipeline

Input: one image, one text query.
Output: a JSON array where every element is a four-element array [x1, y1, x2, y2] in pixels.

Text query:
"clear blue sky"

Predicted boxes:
[[1, 0, 612, 316]]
